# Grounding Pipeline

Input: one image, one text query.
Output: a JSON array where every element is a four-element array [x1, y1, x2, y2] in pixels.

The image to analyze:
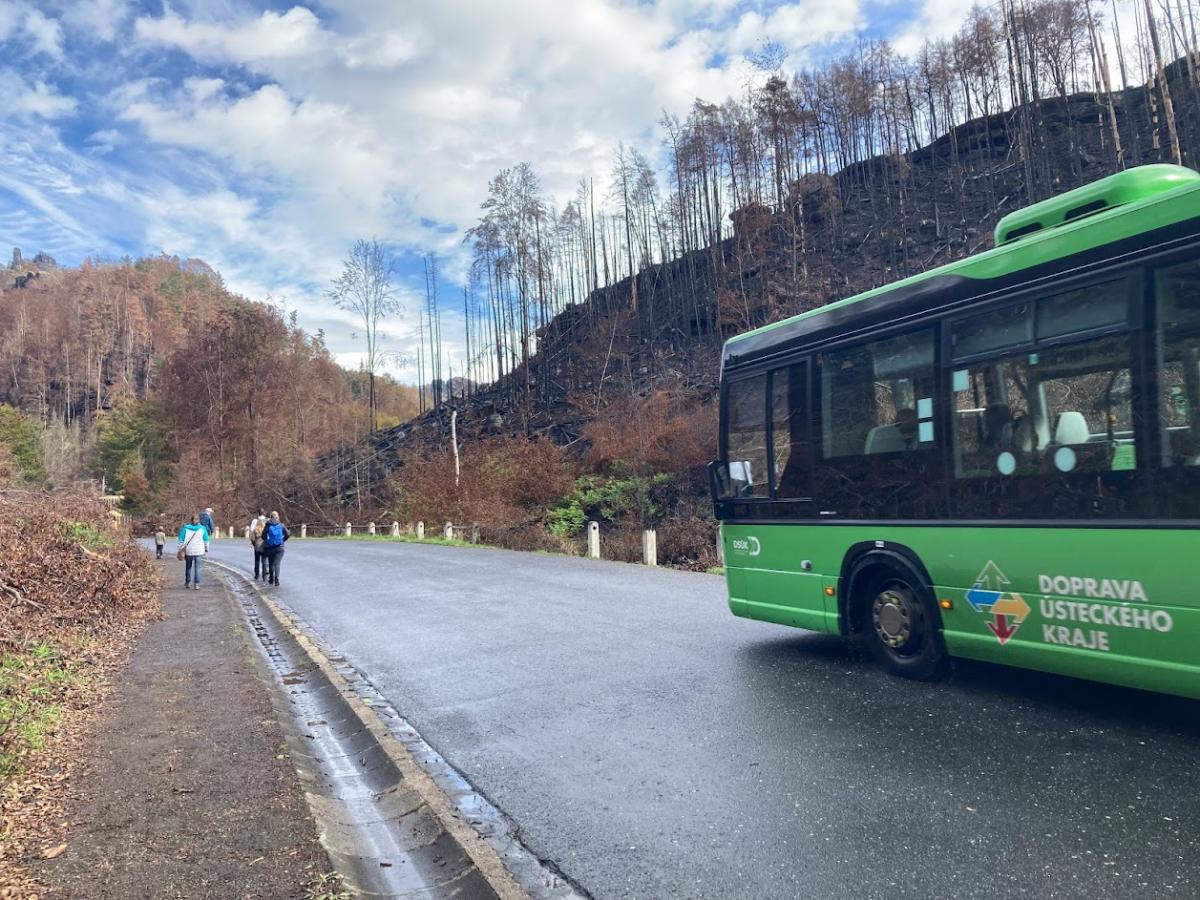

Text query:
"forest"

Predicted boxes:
[[0, 255, 419, 519], [2, 0, 1200, 566]]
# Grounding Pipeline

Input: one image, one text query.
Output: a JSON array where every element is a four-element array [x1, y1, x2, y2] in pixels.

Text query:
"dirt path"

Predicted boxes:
[[39, 557, 328, 899]]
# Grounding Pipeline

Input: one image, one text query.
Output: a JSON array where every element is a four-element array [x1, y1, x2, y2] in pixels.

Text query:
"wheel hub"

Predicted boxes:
[[872, 588, 915, 648]]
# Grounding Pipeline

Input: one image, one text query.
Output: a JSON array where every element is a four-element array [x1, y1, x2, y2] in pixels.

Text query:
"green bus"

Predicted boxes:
[[710, 164, 1200, 700]]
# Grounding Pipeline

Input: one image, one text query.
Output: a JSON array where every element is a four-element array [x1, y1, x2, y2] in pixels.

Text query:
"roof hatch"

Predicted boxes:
[[993, 164, 1200, 246]]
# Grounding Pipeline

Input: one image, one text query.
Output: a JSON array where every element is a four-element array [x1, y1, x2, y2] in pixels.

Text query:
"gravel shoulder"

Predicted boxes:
[[39, 557, 328, 899]]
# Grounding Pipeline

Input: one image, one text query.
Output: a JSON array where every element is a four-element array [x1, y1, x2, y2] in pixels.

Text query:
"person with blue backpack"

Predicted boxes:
[[261, 511, 289, 585]]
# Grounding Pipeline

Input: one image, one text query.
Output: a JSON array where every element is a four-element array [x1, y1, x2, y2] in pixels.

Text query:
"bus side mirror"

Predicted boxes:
[[708, 460, 729, 498], [709, 460, 732, 519]]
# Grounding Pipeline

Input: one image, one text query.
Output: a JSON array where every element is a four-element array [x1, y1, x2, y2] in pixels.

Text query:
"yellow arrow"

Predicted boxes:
[[991, 592, 1031, 623]]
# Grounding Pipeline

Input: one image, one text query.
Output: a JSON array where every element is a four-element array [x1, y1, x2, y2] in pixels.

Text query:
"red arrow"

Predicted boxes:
[[987, 613, 1019, 645]]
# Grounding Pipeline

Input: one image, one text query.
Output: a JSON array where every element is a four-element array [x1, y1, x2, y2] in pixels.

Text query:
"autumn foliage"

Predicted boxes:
[[0, 256, 419, 523]]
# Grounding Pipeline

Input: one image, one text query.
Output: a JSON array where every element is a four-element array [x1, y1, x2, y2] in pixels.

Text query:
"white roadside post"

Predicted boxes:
[[587, 521, 601, 559], [227, 525, 233, 539], [344, 522, 352, 537], [416, 521, 425, 540], [368, 522, 376, 535], [444, 521, 453, 540], [300, 524, 307, 539], [391, 521, 400, 537], [643, 529, 657, 567]]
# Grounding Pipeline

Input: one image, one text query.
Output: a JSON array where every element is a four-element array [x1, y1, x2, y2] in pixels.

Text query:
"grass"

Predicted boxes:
[[64, 521, 114, 550], [318, 532, 486, 549], [312, 530, 724, 572], [303, 871, 350, 900], [0, 640, 77, 783]]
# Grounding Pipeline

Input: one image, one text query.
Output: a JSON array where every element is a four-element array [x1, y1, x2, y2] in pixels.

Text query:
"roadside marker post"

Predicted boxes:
[[587, 521, 600, 559], [643, 529, 657, 567]]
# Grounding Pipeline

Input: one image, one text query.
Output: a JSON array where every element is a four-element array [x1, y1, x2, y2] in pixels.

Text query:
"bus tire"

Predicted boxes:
[[853, 562, 947, 681]]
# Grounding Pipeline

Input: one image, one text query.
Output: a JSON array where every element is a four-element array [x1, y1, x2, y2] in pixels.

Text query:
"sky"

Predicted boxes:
[[0, 0, 977, 379]]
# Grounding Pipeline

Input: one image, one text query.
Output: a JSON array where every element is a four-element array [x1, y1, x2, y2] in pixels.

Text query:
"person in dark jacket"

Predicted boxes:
[[261, 511, 289, 585], [200, 507, 215, 538], [248, 512, 268, 580]]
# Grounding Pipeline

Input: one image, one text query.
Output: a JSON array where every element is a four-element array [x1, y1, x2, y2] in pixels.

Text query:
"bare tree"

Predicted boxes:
[[329, 238, 400, 432]]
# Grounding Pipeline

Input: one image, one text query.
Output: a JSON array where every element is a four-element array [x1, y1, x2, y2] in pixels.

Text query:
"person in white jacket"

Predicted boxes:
[[178, 513, 210, 590]]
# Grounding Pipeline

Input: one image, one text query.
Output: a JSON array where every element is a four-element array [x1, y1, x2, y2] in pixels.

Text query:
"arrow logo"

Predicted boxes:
[[991, 592, 1030, 623], [966, 587, 1002, 612], [975, 560, 1011, 592], [966, 563, 1027, 645], [987, 613, 1020, 644]]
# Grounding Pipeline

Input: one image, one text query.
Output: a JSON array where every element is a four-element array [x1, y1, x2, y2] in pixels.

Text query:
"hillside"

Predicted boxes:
[[0, 255, 419, 519], [320, 55, 1200, 564], [342, 65, 1200, 464]]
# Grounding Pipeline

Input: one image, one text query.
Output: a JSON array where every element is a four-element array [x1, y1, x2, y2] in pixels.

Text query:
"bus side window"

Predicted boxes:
[[1154, 261, 1200, 468], [770, 362, 810, 497], [725, 374, 770, 498], [951, 335, 1134, 480], [820, 330, 936, 458]]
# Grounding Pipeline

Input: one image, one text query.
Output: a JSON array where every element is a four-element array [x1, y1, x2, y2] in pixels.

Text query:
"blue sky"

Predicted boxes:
[[0, 0, 968, 376]]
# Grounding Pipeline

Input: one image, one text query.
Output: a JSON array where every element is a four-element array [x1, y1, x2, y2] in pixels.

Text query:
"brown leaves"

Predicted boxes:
[[0, 491, 162, 649]]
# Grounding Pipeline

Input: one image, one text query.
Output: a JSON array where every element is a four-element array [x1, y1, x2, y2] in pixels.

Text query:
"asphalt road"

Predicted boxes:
[[205, 537, 1200, 900]]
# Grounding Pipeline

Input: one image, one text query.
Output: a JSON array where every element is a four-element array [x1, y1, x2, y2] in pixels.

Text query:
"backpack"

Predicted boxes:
[[264, 522, 285, 548]]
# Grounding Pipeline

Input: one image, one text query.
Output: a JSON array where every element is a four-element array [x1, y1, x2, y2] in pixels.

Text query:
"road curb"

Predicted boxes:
[[212, 561, 586, 900]]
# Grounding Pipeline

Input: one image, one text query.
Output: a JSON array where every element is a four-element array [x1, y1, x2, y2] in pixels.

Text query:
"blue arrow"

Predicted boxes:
[[966, 586, 1002, 612]]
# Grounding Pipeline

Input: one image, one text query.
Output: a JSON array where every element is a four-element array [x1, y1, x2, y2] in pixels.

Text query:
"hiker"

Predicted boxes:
[[260, 511, 289, 586], [200, 507, 215, 538], [178, 513, 210, 590], [247, 511, 268, 581], [154, 526, 166, 559]]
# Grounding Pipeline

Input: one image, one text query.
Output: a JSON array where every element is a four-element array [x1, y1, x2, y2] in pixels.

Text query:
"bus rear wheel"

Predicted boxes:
[[856, 566, 947, 681]]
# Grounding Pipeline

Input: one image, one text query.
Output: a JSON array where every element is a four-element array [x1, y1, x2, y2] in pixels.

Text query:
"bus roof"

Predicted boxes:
[[722, 164, 1200, 369]]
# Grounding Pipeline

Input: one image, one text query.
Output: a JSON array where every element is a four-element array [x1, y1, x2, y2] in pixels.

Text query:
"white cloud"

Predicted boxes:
[[342, 29, 424, 70], [134, 5, 322, 66], [54, 0, 130, 42], [85, 128, 121, 154], [726, 0, 862, 61], [22, 8, 64, 58], [0, 2, 20, 42], [892, 0, 977, 56], [0, 72, 76, 118]]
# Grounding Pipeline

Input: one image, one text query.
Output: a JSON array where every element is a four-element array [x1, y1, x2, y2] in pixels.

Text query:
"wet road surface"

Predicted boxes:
[[207, 538, 1200, 900]]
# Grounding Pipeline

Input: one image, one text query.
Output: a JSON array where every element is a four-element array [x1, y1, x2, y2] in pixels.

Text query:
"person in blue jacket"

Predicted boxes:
[[178, 513, 210, 590], [260, 511, 289, 586]]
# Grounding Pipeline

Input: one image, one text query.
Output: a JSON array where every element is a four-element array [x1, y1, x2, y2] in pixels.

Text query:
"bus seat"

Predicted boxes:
[[1013, 416, 1034, 452], [865, 424, 907, 454], [982, 404, 1012, 449], [1053, 411, 1091, 445]]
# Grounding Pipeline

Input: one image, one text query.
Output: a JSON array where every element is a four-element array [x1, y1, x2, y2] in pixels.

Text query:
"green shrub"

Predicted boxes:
[[64, 521, 114, 550], [0, 405, 47, 485], [544, 473, 672, 536]]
